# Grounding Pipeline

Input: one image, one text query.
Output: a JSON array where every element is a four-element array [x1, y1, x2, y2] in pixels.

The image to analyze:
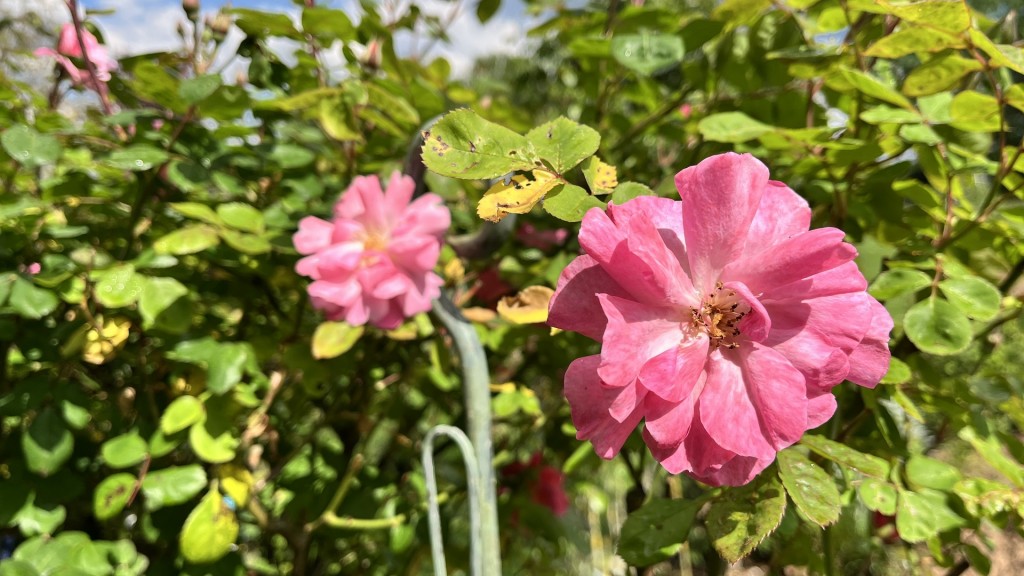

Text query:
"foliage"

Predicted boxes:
[[1, 0, 1023, 574]]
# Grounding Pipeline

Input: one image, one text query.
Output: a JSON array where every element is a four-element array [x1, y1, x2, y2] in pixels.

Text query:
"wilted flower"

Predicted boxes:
[[293, 172, 450, 329], [548, 153, 892, 486], [35, 23, 118, 89]]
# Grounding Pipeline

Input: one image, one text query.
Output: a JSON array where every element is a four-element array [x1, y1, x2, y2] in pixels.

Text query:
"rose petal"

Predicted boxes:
[[676, 153, 768, 292], [565, 355, 644, 458]]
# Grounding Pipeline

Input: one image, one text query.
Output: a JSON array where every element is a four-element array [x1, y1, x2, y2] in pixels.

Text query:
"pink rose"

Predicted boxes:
[[293, 172, 451, 329], [35, 23, 118, 89], [548, 153, 892, 486]]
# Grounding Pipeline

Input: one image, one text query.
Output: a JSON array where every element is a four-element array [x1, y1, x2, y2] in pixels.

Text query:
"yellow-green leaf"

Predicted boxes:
[[311, 321, 365, 359], [477, 170, 561, 222], [180, 488, 239, 564], [496, 286, 554, 325]]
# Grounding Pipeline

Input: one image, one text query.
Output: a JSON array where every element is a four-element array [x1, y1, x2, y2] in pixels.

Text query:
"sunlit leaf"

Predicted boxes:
[[497, 286, 554, 324], [477, 170, 561, 222], [421, 109, 540, 179]]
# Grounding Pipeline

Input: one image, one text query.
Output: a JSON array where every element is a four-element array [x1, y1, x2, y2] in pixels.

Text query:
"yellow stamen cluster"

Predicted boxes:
[[690, 281, 747, 350]]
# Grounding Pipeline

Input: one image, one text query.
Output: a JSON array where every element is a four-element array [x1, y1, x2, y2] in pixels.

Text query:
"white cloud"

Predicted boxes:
[[89, 0, 186, 56], [391, 0, 537, 77]]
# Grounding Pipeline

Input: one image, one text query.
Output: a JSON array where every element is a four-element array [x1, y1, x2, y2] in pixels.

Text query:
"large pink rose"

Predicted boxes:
[[548, 152, 892, 486], [35, 23, 118, 89], [293, 172, 451, 330]]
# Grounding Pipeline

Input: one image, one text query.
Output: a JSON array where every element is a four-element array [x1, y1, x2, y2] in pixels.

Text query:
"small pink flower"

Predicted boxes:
[[35, 23, 118, 89], [517, 222, 569, 251], [548, 153, 892, 487], [25, 263, 41, 275], [678, 103, 693, 119], [293, 172, 451, 330]]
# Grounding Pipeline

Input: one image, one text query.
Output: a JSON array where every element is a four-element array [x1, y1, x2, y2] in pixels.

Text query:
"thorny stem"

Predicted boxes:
[[65, 0, 126, 139]]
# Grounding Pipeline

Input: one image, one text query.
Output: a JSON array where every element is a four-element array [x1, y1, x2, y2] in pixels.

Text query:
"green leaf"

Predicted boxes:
[[906, 455, 962, 491], [149, 427, 186, 458], [837, 67, 912, 109], [950, 90, 1002, 132], [0, 560, 40, 576], [895, 489, 965, 543], [902, 54, 982, 97], [141, 465, 207, 509], [106, 146, 169, 171], [160, 396, 205, 434], [22, 408, 74, 476], [543, 184, 605, 222], [188, 398, 239, 465], [777, 449, 841, 527], [101, 432, 149, 469], [706, 473, 787, 563], [421, 109, 540, 180], [858, 478, 898, 515], [216, 203, 265, 233], [800, 435, 890, 478], [94, 265, 144, 308], [610, 182, 655, 204], [904, 297, 972, 355], [179, 489, 239, 564], [611, 33, 684, 75], [477, 0, 500, 22], [153, 225, 220, 255], [319, 99, 361, 141], [14, 504, 66, 537], [860, 105, 922, 125], [938, 276, 1000, 321], [312, 322, 365, 360], [617, 498, 700, 566], [698, 112, 772, 142], [94, 473, 136, 521], [179, 75, 222, 105], [366, 82, 420, 129], [169, 202, 219, 224], [525, 117, 600, 173], [139, 276, 189, 329], [301, 6, 355, 41], [208, 343, 251, 395], [166, 161, 212, 194], [258, 87, 351, 112], [1, 125, 61, 167], [877, 0, 970, 33], [270, 144, 315, 169], [189, 421, 238, 464], [220, 229, 272, 255], [864, 26, 963, 58], [869, 268, 932, 300], [9, 277, 58, 319], [880, 357, 912, 384], [958, 426, 1024, 487], [231, 8, 299, 37]]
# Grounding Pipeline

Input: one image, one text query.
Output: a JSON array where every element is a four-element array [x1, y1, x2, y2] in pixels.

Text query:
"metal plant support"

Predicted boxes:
[[425, 296, 502, 576], [406, 121, 503, 575]]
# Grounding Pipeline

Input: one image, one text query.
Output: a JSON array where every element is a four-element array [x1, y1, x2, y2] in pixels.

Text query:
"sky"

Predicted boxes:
[[50, 0, 541, 78]]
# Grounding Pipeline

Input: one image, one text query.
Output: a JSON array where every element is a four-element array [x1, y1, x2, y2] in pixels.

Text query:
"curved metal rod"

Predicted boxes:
[[431, 295, 502, 575], [422, 424, 482, 576]]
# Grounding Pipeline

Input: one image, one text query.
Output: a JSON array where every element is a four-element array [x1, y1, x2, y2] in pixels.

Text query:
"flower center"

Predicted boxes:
[[690, 282, 748, 350]]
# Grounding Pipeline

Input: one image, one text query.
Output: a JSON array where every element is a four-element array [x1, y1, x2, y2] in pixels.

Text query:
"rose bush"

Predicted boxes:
[[1, 0, 1023, 574]]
